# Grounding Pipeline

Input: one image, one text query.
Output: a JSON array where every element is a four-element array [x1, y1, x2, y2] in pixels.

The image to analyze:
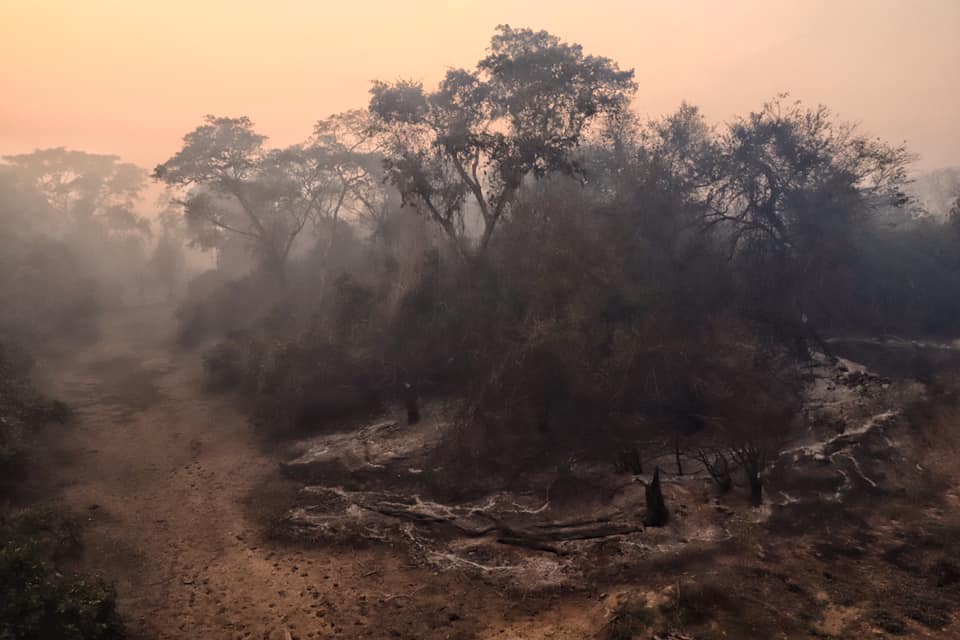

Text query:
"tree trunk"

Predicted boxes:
[[404, 383, 420, 425], [792, 331, 812, 362], [703, 452, 732, 493], [643, 467, 669, 527], [627, 448, 643, 475], [537, 396, 551, 434], [747, 469, 763, 506], [674, 435, 683, 476], [259, 245, 287, 287], [615, 448, 642, 475]]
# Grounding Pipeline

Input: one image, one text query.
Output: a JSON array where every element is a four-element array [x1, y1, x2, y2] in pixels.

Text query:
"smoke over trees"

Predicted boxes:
[[2, 19, 959, 640], [369, 25, 636, 255], [153, 26, 960, 507]]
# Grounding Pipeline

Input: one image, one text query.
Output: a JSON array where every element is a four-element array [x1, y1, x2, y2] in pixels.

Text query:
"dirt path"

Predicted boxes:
[[36, 307, 600, 640]]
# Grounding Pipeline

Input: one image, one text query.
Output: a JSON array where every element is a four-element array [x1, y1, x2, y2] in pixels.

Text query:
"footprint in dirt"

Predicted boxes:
[[190, 439, 202, 460]]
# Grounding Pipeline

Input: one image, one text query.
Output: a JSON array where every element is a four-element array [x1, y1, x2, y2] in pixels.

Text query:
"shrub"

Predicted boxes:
[[176, 271, 281, 346], [0, 341, 71, 497], [605, 602, 655, 640], [203, 335, 254, 391], [202, 326, 387, 437], [659, 582, 739, 628], [0, 542, 125, 640]]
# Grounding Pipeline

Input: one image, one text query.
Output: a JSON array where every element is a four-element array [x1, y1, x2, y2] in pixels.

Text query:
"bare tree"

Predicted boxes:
[[695, 448, 733, 493]]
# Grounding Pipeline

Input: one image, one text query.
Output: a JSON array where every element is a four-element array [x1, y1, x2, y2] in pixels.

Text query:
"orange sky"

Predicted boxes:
[[2, 0, 958, 172]]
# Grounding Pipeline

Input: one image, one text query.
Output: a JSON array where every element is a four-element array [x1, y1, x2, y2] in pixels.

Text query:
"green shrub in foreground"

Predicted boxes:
[[0, 540, 125, 640]]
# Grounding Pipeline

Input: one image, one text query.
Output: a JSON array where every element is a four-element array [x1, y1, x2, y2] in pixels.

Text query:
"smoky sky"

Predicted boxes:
[[2, 0, 958, 171]]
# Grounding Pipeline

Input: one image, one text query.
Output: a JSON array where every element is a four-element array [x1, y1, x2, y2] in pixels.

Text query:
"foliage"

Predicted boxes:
[[823, 212, 960, 336], [0, 512, 124, 640], [699, 96, 913, 353], [0, 341, 70, 496], [155, 113, 383, 281], [175, 270, 280, 346], [369, 25, 636, 254], [148, 209, 188, 301], [0, 149, 152, 311], [1, 148, 147, 234], [0, 162, 124, 637], [173, 29, 957, 502], [0, 362, 121, 639], [0, 232, 100, 345], [0, 334, 121, 639], [203, 327, 386, 434]]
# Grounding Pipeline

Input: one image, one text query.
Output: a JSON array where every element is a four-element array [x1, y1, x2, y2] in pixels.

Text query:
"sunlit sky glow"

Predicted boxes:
[[2, 0, 957, 171]]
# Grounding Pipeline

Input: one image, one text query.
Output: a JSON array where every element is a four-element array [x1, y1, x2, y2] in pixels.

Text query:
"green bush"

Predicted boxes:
[[0, 541, 124, 640], [0, 343, 122, 638], [0, 506, 124, 640], [0, 341, 71, 497]]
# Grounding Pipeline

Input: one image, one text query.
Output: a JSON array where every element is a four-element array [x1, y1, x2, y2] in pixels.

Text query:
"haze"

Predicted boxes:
[[2, 0, 958, 170], [4, 5, 960, 639]]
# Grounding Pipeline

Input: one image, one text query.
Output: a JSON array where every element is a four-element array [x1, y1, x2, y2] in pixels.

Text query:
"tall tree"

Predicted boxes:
[[155, 115, 385, 282], [154, 116, 282, 279], [2, 148, 148, 238], [369, 25, 636, 256], [310, 110, 387, 230]]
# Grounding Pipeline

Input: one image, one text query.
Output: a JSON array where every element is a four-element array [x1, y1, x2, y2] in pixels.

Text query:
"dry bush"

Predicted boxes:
[[203, 327, 387, 437], [176, 270, 283, 346], [685, 316, 803, 503], [423, 178, 804, 484], [604, 602, 656, 640]]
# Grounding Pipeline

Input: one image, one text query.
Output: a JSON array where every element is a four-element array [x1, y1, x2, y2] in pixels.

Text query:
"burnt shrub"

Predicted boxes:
[[900, 593, 952, 629], [176, 271, 281, 346], [203, 333, 262, 392], [204, 327, 387, 437], [605, 602, 655, 640], [871, 609, 908, 635], [261, 339, 385, 432], [659, 581, 740, 628]]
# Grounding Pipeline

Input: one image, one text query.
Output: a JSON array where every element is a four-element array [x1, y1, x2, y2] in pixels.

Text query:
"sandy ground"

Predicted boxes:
[[36, 307, 602, 640]]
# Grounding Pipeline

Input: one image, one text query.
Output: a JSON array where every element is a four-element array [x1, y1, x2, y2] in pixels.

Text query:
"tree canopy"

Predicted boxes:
[[369, 24, 636, 255], [154, 114, 382, 281], [2, 148, 149, 238]]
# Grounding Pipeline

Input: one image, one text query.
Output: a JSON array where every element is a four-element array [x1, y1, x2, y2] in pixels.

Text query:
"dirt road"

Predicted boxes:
[[37, 307, 599, 640]]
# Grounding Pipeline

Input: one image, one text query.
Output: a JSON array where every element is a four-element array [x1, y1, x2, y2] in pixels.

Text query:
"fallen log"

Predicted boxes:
[[496, 536, 563, 555], [345, 496, 644, 550], [512, 521, 643, 543]]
